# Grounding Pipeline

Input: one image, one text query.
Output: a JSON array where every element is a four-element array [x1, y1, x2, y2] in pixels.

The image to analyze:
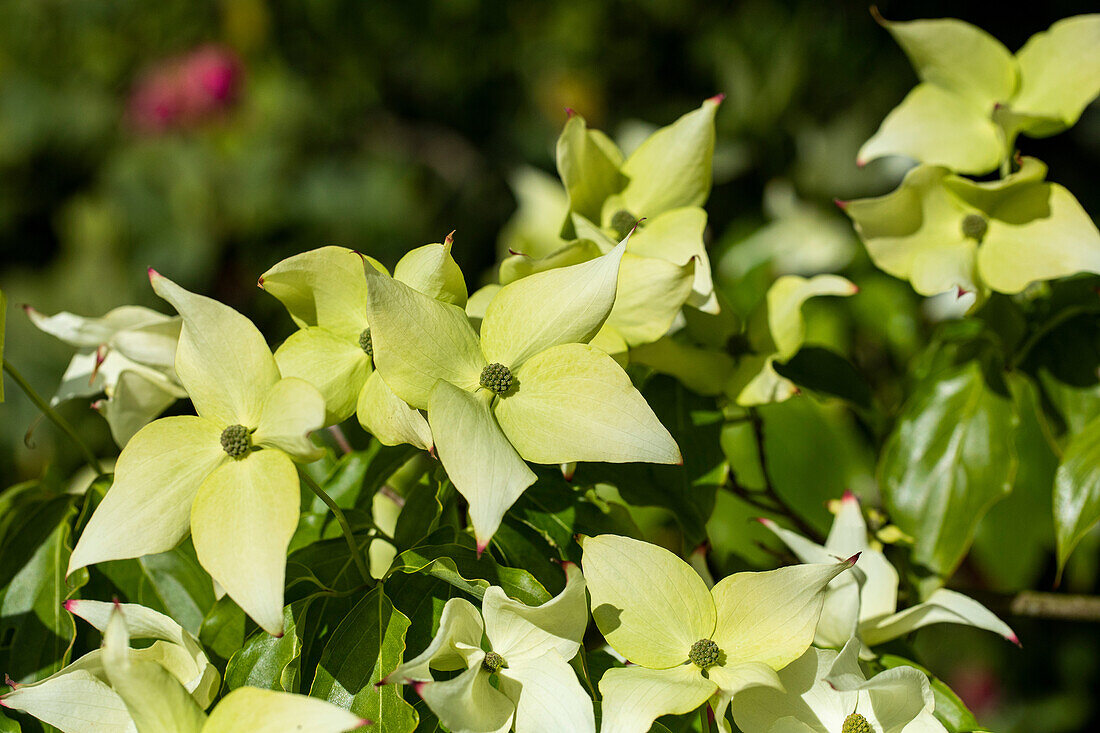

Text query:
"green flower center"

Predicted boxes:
[[842, 713, 872, 733], [220, 424, 252, 458], [688, 638, 721, 670], [482, 651, 506, 673], [961, 213, 988, 241], [480, 363, 513, 395], [610, 209, 639, 239], [358, 328, 373, 357]]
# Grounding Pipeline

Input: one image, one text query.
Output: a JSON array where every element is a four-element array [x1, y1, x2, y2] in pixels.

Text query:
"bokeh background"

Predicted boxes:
[[1, 1, 1098, 730]]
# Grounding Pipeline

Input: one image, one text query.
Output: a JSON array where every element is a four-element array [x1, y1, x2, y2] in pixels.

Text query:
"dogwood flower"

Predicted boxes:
[[580, 534, 856, 733], [860, 12, 1100, 175], [383, 563, 593, 733], [24, 304, 186, 445], [68, 271, 326, 635], [4, 603, 366, 733], [731, 636, 947, 733], [364, 240, 680, 546], [260, 241, 467, 450], [0, 600, 218, 731], [840, 157, 1100, 298], [760, 491, 1017, 653]]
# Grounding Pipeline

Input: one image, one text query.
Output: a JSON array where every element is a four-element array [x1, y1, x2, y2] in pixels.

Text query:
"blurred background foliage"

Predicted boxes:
[[1, 1, 1098, 730]]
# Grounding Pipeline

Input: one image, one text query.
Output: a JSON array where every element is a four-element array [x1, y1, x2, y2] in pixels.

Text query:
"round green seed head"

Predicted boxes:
[[482, 651, 506, 673], [220, 424, 252, 458], [480, 362, 513, 395], [358, 328, 373, 357], [961, 213, 988, 241], [610, 209, 638, 239], [688, 638, 721, 670], [842, 713, 872, 733]]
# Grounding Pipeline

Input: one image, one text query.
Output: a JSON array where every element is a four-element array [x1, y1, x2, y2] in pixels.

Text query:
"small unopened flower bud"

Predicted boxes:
[[220, 424, 252, 458], [480, 363, 513, 395], [688, 638, 721, 670], [610, 209, 638, 239], [359, 328, 373, 357], [482, 651, 506, 673], [961, 214, 988, 241], [842, 713, 872, 733]]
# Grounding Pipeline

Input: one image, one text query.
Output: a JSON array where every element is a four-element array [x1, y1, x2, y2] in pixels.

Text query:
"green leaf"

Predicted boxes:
[[199, 596, 248, 665], [0, 493, 84, 683], [226, 602, 310, 693], [880, 362, 1019, 576], [1054, 414, 1100, 574], [772, 346, 873, 410], [97, 540, 216, 637], [310, 586, 417, 732], [388, 528, 550, 606]]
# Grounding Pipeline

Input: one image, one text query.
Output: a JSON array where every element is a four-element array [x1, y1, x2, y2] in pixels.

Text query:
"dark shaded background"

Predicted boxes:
[[1, 2, 1098, 730]]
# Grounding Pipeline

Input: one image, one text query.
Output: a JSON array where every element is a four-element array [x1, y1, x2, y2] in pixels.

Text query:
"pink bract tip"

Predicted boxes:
[[753, 517, 776, 528], [707, 92, 726, 105], [64, 599, 78, 612], [842, 489, 857, 503], [357, 719, 373, 728], [560, 560, 577, 570], [411, 681, 427, 698], [565, 107, 576, 118], [147, 267, 162, 281], [855, 157, 868, 168], [444, 230, 456, 246], [1007, 632, 1021, 647], [845, 552, 862, 566], [508, 248, 527, 257], [5, 674, 21, 690], [956, 286, 970, 299], [476, 541, 489, 558], [833, 198, 848, 210], [257, 276, 265, 288]]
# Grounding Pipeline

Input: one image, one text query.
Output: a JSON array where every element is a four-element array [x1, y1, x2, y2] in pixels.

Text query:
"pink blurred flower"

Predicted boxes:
[[128, 45, 242, 133]]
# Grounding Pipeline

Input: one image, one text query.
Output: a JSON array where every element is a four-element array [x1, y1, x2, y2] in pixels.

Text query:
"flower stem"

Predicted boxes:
[[3, 358, 105, 476], [298, 468, 373, 585]]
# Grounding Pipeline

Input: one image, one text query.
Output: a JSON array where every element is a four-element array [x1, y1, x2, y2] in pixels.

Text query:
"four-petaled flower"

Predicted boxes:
[[364, 240, 681, 547], [383, 563, 594, 733], [67, 271, 327, 636], [580, 534, 857, 733]]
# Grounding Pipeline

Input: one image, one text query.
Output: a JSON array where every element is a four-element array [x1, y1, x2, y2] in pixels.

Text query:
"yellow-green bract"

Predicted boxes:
[[383, 564, 592, 733], [861, 13, 1100, 175], [67, 271, 327, 636], [364, 239, 681, 547], [580, 534, 856, 733]]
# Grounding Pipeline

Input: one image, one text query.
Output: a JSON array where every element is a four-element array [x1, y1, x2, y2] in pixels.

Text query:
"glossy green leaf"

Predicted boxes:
[[226, 603, 309, 692], [311, 586, 418, 732], [881, 362, 1018, 576], [1054, 414, 1100, 574]]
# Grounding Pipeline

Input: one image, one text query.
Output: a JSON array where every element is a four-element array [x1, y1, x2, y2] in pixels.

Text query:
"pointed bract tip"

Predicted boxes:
[[844, 552, 862, 567], [444, 230, 456, 246], [754, 517, 776, 528], [4, 674, 20, 690], [476, 540, 489, 558], [20, 303, 36, 315], [257, 275, 265, 289], [562, 466, 576, 481], [692, 541, 711, 555], [956, 286, 970, 299], [832, 198, 848, 211], [842, 489, 857, 503], [855, 157, 868, 168], [357, 719, 373, 728], [1007, 632, 1021, 647], [64, 599, 77, 612], [147, 267, 161, 281], [707, 92, 726, 105], [869, 5, 886, 25], [411, 681, 427, 698], [273, 630, 285, 639], [565, 107, 576, 118], [508, 248, 528, 258]]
